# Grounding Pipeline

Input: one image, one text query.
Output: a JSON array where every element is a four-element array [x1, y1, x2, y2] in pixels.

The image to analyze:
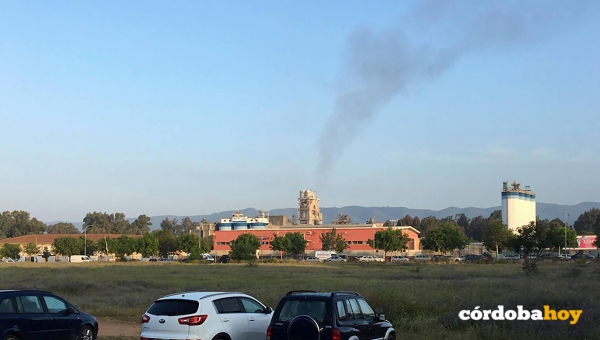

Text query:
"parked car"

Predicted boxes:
[[431, 255, 445, 262], [0, 290, 98, 340], [202, 254, 215, 262], [357, 256, 375, 262], [218, 255, 230, 263], [70, 255, 91, 263], [498, 254, 520, 260], [571, 253, 594, 260], [305, 257, 322, 262], [374, 256, 385, 262], [462, 254, 481, 261], [267, 290, 396, 340], [326, 254, 346, 262], [391, 256, 409, 262], [413, 255, 431, 261], [141, 291, 273, 340]]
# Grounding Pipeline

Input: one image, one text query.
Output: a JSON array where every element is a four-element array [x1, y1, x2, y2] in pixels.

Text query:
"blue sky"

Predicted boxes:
[[1, 1, 599, 222]]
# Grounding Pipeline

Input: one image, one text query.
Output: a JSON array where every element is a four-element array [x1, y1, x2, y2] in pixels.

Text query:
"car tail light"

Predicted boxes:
[[266, 325, 272, 340], [140, 337, 149, 340], [332, 328, 341, 340], [142, 314, 150, 323], [178, 315, 208, 326]]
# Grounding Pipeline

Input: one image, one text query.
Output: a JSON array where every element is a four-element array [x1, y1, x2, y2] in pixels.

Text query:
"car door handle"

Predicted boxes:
[[249, 318, 255, 322], [223, 318, 230, 322]]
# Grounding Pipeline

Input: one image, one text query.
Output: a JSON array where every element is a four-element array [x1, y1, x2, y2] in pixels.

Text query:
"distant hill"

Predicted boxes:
[[50, 202, 600, 231]]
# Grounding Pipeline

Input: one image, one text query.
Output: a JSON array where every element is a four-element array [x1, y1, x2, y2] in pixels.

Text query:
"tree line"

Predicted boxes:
[[0, 230, 212, 261], [0, 210, 212, 239], [385, 208, 600, 242]]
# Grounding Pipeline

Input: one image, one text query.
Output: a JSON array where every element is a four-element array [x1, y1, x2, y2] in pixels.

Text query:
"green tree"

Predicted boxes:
[[1, 243, 21, 260], [546, 225, 577, 253], [230, 233, 261, 260], [94, 236, 114, 255], [4, 211, 47, 238], [181, 217, 195, 235], [160, 218, 183, 236], [418, 216, 440, 237], [78, 236, 98, 256], [412, 216, 421, 230], [42, 247, 51, 261], [466, 215, 486, 242], [594, 215, 600, 248], [573, 208, 600, 235], [488, 210, 502, 221], [129, 215, 153, 234], [508, 221, 548, 275], [188, 246, 201, 261], [456, 214, 470, 230], [83, 212, 120, 234], [401, 215, 414, 227], [24, 242, 40, 256], [482, 219, 512, 257], [319, 228, 348, 253], [285, 232, 309, 258], [178, 233, 200, 254], [422, 222, 469, 254], [369, 227, 410, 258], [270, 235, 291, 258], [113, 235, 138, 259], [154, 230, 178, 258], [140, 232, 159, 258], [47, 222, 80, 234], [51, 236, 80, 257]]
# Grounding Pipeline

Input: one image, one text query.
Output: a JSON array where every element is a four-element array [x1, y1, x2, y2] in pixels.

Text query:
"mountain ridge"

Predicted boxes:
[[48, 202, 600, 230]]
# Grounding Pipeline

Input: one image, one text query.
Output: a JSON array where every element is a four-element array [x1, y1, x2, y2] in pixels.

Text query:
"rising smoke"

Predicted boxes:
[[316, 0, 590, 180]]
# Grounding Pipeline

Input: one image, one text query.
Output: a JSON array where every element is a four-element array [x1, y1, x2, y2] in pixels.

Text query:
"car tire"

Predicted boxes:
[[4, 335, 20, 340], [387, 332, 396, 340], [77, 326, 94, 340], [288, 315, 321, 340]]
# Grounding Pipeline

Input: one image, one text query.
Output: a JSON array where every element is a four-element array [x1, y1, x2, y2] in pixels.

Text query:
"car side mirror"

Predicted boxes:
[[265, 306, 273, 314], [66, 307, 75, 315], [378, 314, 386, 321]]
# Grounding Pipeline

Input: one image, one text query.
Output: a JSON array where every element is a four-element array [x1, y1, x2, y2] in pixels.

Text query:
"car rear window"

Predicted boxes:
[[147, 299, 199, 316], [278, 299, 327, 322]]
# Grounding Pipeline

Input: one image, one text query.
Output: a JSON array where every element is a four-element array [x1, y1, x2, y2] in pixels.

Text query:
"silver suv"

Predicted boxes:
[[141, 291, 273, 340]]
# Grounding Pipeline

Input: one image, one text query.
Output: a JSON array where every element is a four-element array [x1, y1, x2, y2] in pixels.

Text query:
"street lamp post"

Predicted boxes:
[[28, 232, 38, 249], [84, 225, 92, 258]]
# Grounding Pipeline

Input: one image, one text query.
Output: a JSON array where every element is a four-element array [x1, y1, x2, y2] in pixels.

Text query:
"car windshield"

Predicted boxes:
[[278, 299, 327, 322], [148, 299, 199, 316]]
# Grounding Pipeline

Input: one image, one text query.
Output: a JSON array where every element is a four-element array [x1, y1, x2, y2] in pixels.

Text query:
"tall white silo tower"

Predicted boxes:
[[501, 181, 536, 233]]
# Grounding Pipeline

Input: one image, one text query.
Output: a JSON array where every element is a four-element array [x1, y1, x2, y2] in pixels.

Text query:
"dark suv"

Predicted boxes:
[[267, 290, 395, 340], [0, 290, 98, 340]]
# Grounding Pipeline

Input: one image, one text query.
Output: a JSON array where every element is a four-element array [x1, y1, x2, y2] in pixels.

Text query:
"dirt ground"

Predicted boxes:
[[98, 317, 140, 337]]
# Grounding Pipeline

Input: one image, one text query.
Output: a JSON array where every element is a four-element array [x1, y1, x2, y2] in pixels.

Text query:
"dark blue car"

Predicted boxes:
[[0, 290, 98, 340]]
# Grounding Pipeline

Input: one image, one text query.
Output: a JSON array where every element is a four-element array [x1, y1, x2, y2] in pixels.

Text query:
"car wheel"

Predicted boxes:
[[77, 326, 94, 340], [4, 335, 20, 340], [288, 315, 321, 340], [387, 332, 396, 340]]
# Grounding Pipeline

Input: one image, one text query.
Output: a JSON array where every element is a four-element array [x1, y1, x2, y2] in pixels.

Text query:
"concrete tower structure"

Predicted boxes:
[[501, 181, 536, 233], [298, 189, 323, 225]]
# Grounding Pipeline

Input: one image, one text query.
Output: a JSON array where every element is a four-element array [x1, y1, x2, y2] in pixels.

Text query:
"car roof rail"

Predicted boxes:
[[162, 292, 242, 300], [285, 290, 317, 296], [331, 291, 361, 297]]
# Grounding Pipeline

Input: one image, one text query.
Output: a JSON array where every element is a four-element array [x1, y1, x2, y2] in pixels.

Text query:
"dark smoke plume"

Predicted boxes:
[[317, 0, 591, 179]]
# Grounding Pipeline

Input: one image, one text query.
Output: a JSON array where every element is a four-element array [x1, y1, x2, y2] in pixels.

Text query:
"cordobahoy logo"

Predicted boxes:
[[459, 306, 582, 325]]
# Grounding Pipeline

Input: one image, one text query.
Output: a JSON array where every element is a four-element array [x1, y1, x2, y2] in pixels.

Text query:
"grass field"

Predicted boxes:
[[1, 260, 599, 340]]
